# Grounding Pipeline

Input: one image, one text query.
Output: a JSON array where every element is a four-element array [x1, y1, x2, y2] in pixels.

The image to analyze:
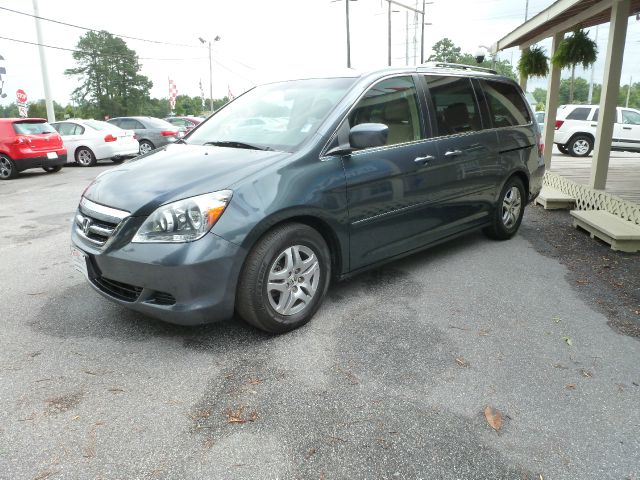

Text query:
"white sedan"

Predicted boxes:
[[51, 119, 139, 167]]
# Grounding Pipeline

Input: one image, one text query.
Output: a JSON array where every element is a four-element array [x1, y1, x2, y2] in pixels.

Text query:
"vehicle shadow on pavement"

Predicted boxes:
[[30, 231, 484, 347]]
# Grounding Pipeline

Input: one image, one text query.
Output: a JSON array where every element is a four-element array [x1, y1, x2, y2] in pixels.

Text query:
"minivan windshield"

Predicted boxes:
[[186, 77, 356, 152]]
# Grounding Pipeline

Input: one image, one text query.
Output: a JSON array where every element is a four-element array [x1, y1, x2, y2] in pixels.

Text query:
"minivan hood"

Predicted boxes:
[[83, 143, 290, 215]]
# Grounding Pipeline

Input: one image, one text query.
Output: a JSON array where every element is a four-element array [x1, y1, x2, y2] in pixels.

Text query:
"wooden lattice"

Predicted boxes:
[[543, 172, 640, 225]]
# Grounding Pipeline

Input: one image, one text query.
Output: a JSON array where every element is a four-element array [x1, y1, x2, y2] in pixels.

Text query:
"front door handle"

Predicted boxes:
[[444, 149, 463, 158], [591, 124, 597, 127], [414, 155, 435, 165], [623, 126, 632, 130]]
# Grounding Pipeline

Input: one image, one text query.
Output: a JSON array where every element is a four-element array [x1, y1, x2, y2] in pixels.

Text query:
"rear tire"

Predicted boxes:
[[557, 144, 569, 155], [568, 135, 593, 157], [139, 140, 154, 155], [42, 165, 62, 173], [483, 176, 526, 240], [0, 155, 18, 180], [236, 223, 331, 334], [75, 147, 96, 167]]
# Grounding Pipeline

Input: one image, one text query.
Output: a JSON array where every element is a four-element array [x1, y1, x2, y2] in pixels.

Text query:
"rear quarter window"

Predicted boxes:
[[426, 76, 482, 135], [481, 80, 531, 128], [566, 107, 591, 121]]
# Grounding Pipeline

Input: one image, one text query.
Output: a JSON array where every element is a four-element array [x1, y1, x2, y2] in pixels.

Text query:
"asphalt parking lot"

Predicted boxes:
[[1, 163, 639, 480]]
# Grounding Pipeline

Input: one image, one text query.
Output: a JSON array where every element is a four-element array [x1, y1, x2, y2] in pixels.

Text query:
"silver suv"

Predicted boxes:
[[554, 104, 640, 156]]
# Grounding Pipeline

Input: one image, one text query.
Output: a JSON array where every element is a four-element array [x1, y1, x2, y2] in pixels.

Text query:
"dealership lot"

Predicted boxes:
[[1, 165, 639, 479]]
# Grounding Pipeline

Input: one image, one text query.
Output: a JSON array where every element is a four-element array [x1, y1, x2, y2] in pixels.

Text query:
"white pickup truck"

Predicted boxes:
[[554, 104, 640, 157]]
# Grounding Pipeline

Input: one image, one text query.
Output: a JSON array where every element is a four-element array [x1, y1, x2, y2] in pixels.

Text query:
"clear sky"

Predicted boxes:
[[0, 0, 639, 106]]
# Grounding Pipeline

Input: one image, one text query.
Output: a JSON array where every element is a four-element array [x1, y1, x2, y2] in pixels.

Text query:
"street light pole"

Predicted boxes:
[[199, 35, 220, 113], [32, 0, 55, 122], [388, 0, 392, 66]]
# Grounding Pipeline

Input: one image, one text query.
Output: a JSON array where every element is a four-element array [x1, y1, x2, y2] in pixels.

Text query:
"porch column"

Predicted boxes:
[[543, 32, 564, 170], [590, 0, 630, 189]]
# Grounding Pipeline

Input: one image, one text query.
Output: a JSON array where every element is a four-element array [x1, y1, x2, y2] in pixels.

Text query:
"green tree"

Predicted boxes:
[[552, 29, 598, 103], [532, 87, 547, 105], [518, 45, 549, 88], [27, 100, 68, 119], [0, 103, 19, 117], [558, 77, 590, 104], [428, 38, 462, 62], [65, 31, 152, 118]]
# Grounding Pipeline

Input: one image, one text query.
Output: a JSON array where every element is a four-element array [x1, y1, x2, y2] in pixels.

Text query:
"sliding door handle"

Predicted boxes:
[[444, 149, 463, 158], [414, 155, 435, 165]]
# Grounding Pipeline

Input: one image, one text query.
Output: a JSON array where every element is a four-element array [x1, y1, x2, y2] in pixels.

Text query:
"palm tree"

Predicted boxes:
[[518, 45, 549, 89], [552, 28, 598, 103]]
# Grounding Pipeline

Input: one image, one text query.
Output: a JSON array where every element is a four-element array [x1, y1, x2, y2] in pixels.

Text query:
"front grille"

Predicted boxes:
[[75, 198, 130, 248], [93, 276, 143, 302], [75, 212, 118, 246]]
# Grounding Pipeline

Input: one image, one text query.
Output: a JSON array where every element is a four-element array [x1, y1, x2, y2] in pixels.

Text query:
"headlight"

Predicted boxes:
[[132, 190, 232, 243]]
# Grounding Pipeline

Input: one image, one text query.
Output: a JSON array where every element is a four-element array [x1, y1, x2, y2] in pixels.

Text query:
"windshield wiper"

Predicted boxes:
[[202, 140, 273, 151]]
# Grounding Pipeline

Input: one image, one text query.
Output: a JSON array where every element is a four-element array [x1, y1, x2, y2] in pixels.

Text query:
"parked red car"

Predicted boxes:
[[0, 118, 67, 180]]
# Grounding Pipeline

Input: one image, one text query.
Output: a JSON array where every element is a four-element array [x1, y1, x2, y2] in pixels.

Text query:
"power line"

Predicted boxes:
[[0, 5, 204, 49], [0, 35, 206, 61]]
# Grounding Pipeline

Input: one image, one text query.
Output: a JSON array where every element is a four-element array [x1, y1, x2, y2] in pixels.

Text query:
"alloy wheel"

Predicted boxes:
[[139, 142, 153, 155], [572, 139, 590, 156], [501, 186, 522, 229], [77, 149, 93, 166], [266, 245, 320, 316], [0, 157, 13, 179]]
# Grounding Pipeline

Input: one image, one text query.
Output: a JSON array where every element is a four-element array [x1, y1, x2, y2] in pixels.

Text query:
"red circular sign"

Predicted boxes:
[[16, 89, 27, 103]]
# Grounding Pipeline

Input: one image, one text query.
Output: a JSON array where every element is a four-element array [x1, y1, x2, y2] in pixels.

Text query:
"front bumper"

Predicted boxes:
[[72, 222, 246, 325], [15, 153, 67, 172]]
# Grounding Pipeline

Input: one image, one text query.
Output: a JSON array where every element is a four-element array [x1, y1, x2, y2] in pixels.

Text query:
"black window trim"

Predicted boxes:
[[476, 78, 534, 131], [320, 72, 434, 159]]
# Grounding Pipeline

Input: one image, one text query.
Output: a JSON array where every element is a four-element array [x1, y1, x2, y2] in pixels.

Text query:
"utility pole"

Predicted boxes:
[[524, 0, 529, 20], [32, 0, 54, 122], [626, 75, 633, 107], [405, 10, 409, 65], [420, 0, 426, 63], [388, 0, 392, 66], [588, 25, 599, 104], [346, 0, 352, 68]]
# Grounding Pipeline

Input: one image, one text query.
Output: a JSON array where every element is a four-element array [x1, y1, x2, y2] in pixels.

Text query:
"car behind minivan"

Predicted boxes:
[[71, 65, 543, 333]]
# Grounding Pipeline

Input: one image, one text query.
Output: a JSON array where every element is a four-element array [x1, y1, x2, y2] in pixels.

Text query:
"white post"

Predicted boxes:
[[590, 0, 630, 190], [543, 32, 564, 171], [32, 0, 54, 122], [626, 75, 632, 107]]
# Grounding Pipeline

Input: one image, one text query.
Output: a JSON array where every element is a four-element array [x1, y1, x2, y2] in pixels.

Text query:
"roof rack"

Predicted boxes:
[[421, 62, 498, 75]]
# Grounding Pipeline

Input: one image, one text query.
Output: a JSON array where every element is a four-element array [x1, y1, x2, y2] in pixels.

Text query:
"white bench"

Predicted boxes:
[[535, 186, 576, 210], [570, 210, 640, 253]]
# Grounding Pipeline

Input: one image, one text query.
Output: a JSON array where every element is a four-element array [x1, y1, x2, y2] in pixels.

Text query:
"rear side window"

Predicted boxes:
[[566, 107, 591, 120], [425, 76, 481, 136], [622, 110, 640, 125], [119, 119, 144, 129], [481, 80, 531, 127], [349, 76, 423, 147], [13, 121, 57, 135]]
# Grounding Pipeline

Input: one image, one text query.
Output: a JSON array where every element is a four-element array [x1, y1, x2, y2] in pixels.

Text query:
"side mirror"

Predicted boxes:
[[349, 123, 388, 149], [325, 123, 389, 156]]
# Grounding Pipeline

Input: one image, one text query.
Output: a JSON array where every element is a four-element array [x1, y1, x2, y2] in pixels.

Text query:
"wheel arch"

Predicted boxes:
[[567, 131, 595, 145], [497, 169, 530, 203], [237, 211, 347, 280]]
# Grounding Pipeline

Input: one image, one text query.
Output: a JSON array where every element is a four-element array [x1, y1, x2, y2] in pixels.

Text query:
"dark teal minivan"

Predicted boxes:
[[71, 64, 544, 333]]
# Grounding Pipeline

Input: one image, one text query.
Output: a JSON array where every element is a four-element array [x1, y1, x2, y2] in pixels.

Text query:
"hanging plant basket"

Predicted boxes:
[[518, 46, 549, 79]]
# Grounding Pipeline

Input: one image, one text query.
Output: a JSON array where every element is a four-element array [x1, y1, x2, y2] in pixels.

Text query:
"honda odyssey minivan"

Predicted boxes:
[[71, 65, 544, 333]]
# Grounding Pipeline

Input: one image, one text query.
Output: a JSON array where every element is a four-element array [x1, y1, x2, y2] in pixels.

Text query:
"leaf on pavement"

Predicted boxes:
[[455, 357, 469, 367], [565, 384, 576, 390], [562, 336, 573, 346], [484, 406, 502, 431]]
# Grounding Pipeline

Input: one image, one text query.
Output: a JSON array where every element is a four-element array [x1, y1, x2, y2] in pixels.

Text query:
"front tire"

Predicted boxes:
[[568, 135, 593, 157], [75, 147, 96, 167], [0, 155, 18, 180], [483, 177, 526, 240], [42, 165, 62, 173], [236, 223, 331, 334], [557, 144, 569, 155]]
